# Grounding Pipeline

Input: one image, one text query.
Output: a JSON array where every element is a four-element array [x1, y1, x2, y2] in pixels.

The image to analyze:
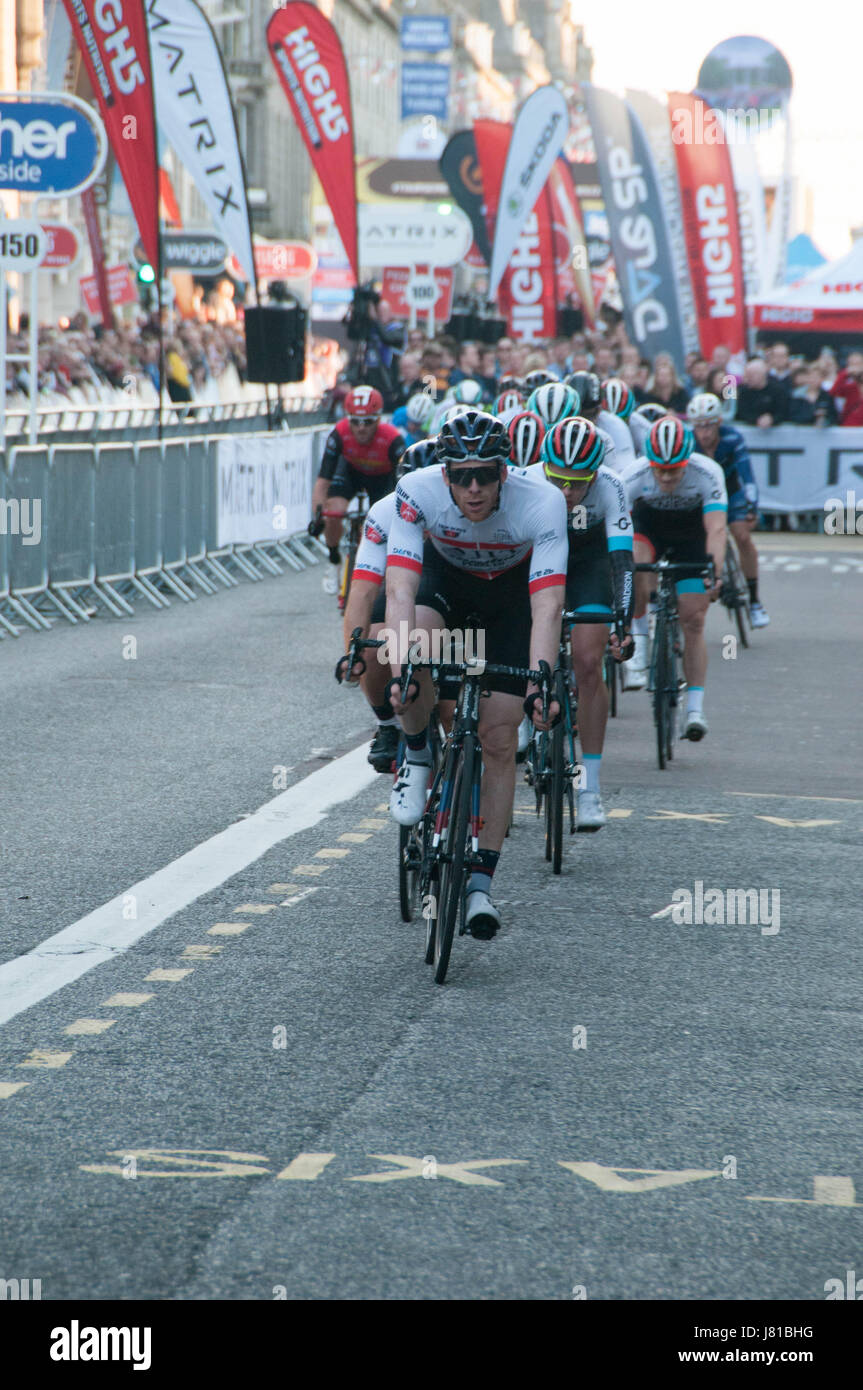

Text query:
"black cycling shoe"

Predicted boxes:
[[368, 724, 400, 772]]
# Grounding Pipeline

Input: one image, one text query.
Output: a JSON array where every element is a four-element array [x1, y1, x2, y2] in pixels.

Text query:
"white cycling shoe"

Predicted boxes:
[[683, 710, 708, 741], [576, 790, 606, 831], [322, 568, 339, 595], [389, 759, 430, 826], [465, 890, 502, 940], [623, 634, 649, 690], [749, 602, 770, 628], [516, 715, 532, 762]]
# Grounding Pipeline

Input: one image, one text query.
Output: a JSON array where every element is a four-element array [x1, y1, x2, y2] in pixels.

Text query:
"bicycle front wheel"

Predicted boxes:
[[434, 735, 477, 985], [398, 824, 420, 922], [653, 613, 670, 771], [548, 670, 567, 873]]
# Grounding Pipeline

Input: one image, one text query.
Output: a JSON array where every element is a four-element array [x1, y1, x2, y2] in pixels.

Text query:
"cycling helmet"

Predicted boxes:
[[442, 402, 473, 426], [398, 437, 438, 479], [541, 416, 606, 478], [645, 416, 694, 467], [437, 408, 510, 463], [565, 370, 602, 412], [524, 368, 556, 391], [345, 385, 383, 418], [405, 392, 435, 431], [631, 401, 667, 425], [494, 388, 524, 417], [601, 377, 634, 420], [526, 381, 579, 429], [451, 378, 484, 405], [686, 392, 724, 425], [506, 411, 545, 466], [498, 375, 524, 395]]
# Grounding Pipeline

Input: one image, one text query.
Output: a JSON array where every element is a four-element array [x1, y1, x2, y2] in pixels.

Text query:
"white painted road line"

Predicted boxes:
[[0, 745, 378, 1030]]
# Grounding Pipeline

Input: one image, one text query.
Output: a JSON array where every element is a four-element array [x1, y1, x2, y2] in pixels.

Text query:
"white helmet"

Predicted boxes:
[[406, 392, 435, 430], [526, 381, 579, 429], [442, 402, 474, 426], [686, 392, 723, 425], [451, 378, 484, 405]]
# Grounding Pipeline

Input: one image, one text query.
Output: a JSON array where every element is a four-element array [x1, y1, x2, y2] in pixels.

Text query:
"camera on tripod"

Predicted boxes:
[[346, 282, 381, 341]]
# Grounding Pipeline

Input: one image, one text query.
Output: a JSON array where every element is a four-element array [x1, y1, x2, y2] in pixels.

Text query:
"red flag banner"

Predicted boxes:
[[668, 92, 746, 358], [547, 157, 595, 330], [267, 3, 358, 285], [473, 119, 556, 344], [61, 0, 159, 269], [81, 186, 114, 329]]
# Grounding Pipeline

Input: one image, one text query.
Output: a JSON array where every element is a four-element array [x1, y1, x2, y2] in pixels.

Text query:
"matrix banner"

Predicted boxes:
[[669, 92, 747, 358], [61, 0, 159, 268], [267, 3, 358, 284], [583, 85, 687, 366]]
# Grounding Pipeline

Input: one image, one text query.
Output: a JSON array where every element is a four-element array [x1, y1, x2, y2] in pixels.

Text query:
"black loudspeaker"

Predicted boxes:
[[558, 304, 584, 336], [244, 305, 307, 383]]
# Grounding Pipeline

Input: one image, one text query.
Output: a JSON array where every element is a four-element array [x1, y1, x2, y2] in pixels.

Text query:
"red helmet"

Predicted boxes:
[[507, 410, 545, 466], [345, 385, 383, 418]]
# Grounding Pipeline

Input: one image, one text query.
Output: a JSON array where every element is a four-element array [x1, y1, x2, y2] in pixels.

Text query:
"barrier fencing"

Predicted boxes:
[[0, 427, 332, 637]]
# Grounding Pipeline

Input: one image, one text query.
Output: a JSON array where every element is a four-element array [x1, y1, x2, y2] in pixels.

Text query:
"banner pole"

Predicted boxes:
[[157, 218, 164, 444]]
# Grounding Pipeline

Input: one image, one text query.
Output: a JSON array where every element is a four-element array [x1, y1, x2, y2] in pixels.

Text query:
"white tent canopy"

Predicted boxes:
[[750, 240, 863, 333]]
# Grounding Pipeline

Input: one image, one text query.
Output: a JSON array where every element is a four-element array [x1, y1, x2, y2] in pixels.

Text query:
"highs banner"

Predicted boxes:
[[61, 0, 159, 268], [474, 119, 556, 343], [669, 92, 747, 358], [146, 0, 257, 290], [583, 85, 687, 367], [267, 3, 358, 285], [487, 85, 569, 301]]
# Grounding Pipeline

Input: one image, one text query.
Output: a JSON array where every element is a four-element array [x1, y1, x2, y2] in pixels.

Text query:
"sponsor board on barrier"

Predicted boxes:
[[217, 433, 315, 545], [738, 425, 863, 514]]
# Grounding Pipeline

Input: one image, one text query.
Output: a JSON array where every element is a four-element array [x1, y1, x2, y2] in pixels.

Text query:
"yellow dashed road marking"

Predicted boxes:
[[375, 803, 389, 813], [266, 883, 294, 894], [338, 833, 371, 844], [291, 864, 330, 876], [275, 1153, 336, 1180], [755, 816, 841, 829], [208, 923, 249, 936], [18, 1049, 73, 1069], [233, 903, 277, 914], [748, 1176, 859, 1207], [357, 818, 388, 829], [64, 1019, 116, 1036], [145, 968, 193, 982], [314, 848, 350, 859], [0, 1081, 29, 1098], [102, 993, 154, 1008], [181, 944, 225, 959], [607, 809, 633, 819]]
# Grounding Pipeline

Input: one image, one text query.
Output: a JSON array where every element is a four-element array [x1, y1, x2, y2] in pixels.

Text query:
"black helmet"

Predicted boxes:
[[397, 437, 438, 480], [524, 367, 556, 392], [565, 370, 602, 411], [437, 408, 511, 463]]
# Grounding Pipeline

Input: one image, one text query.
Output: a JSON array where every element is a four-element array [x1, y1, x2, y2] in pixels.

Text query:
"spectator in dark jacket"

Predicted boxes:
[[736, 358, 788, 426], [788, 364, 837, 425], [829, 350, 863, 424]]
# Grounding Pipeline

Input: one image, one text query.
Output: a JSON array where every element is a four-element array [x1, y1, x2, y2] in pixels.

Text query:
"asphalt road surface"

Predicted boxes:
[[1, 532, 861, 1301]]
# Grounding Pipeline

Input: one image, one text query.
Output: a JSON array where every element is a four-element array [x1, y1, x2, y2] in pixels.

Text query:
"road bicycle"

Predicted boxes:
[[397, 644, 550, 984], [525, 611, 627, 873], [337, 491, 369, 613], [635, 558, 714, 770], [720, 535, 751, 649]]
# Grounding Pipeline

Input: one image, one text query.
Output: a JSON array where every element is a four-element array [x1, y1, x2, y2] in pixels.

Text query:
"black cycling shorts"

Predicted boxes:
[[328, 462, 394, 505], [632, 502, 708, 567], [565, 525, 613, 615], [415, 542, 533, 697]]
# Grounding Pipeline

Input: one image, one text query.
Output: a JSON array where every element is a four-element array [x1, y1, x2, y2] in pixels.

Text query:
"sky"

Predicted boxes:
[[584, 2, 863, 260]]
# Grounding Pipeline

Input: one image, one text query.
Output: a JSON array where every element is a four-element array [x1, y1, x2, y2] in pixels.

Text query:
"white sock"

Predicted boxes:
[[631, 614, 649, 637], [687, 686, 704, 716], [582, 754, 601, 793]]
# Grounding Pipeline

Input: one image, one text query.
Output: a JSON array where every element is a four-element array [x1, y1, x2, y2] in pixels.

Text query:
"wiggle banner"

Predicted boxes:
[[62, 0, 159, 269], [267, 3, 358, 284], [474, 119, 556, 344], [669, 92, 746, 358]]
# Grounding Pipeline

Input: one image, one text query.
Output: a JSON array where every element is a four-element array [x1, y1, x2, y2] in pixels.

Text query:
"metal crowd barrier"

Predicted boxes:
[[1, 396, 331, 444], [0, 427, 331, 637]]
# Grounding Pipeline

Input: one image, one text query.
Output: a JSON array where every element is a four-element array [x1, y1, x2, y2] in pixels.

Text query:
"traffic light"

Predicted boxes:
[[136, 260, 156, 308], [136, 262, 156, 285]]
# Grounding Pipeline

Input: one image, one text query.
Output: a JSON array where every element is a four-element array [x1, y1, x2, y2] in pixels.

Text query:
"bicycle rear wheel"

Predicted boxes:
[[605, 647, 618, 718], [548, 670, 567, 874], [398, 824, 421, 922], [434, 735, 477, 984]]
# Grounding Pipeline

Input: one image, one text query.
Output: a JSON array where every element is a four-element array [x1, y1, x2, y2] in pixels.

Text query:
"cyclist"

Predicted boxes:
[[534, 417, 635, 828], [507, 411, 545, 467], [628, 401, 668, 459], [311, 386, 405, 593], [494, 387, 524, 418], [385, 409, 568, 940], [526, 381, 580, 430], [567, 370, 636, 472], [621, 417, 727, 740], [685, 392, 769, 627], [336, 439, 438, 771], [428, 377, 486, 434], [524, 367, 556, 393], [392, 390, 436, 446]]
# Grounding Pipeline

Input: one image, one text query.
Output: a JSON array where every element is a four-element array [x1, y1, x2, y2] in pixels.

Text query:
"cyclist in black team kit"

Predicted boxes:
[[384, 410, 569, 940]]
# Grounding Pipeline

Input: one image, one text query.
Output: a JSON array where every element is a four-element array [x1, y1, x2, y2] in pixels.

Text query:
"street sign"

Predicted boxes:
[[0, 92, 106, 195], [254, 241, 318, 278], [359, 203, 472, 268], [39, 224, 79, 270], [0, 219, 47, 269], [80, 264, 137, 316], [405, 270, 439, 307], [382, 265, 454, 323]]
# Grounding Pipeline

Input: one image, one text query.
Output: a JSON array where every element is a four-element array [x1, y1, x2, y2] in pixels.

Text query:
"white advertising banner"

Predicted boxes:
[[488, 85, 569, 300], [737, 425, 863, 515], [147, 0, 257, 288], [218, 433, 315, 544]]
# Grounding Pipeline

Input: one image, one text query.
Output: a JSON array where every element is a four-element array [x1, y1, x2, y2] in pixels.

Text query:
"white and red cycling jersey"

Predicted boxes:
[[387, 463, 568, 593], [351, 492, 396, 586]]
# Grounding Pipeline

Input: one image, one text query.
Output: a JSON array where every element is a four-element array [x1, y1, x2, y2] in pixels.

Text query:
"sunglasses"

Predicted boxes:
[[349, 415, 378, 426], [544, 465, 594, 487], [446, 463, 503, 488]]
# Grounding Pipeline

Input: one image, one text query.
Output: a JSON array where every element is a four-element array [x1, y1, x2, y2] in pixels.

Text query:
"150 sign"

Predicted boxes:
[[0, 219, 47, 269]]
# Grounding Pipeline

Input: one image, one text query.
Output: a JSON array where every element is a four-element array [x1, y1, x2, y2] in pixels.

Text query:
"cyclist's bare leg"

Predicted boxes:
[[477, 692, 522, 851], [388, 605, 446, 737], [632, 537, 654, 619], [569, 623, 609, 754], [323, 495, 347, 551], [365, 604, 443, 716], [677, 591, 710, 688], [730, 518, 758, 582]]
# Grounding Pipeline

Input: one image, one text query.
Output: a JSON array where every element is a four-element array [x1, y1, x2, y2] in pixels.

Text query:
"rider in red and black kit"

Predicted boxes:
[[311, 386, 404, 586]]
